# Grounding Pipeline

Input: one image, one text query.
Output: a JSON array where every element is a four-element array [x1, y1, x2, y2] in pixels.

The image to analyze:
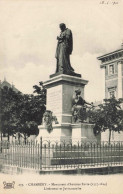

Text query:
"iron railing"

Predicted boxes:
[[0, 138, 123, 171]]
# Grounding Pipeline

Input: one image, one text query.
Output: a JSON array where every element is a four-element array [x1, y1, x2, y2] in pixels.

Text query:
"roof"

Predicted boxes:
[[0, 79, 20, 93], [97, 48, 123, 60]]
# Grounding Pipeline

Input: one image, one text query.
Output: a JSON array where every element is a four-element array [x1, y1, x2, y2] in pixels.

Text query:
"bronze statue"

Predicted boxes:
[[55, 23, 75, 75], [72, 89, 92, 123]]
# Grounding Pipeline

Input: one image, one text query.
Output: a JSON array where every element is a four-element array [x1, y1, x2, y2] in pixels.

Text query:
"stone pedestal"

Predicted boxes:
[[44, 74, 88, 124], [38, 123, 72, 143], [72, 123, 100, 143], [37, 74, 100, 143], [38, 122, 100, 144]]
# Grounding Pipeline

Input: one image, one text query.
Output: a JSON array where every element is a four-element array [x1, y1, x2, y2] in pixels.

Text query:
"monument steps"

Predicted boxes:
[[52, 150, 123, 158], [50, 156, 123, 165]]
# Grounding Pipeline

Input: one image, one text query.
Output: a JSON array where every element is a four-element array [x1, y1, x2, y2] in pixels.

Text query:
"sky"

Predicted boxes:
[[0, 0, 123, 102]]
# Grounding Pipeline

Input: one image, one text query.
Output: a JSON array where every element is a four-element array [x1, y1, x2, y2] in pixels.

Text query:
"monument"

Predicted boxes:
[[38, 23, 99, 143], [50, 23, 81, 78]]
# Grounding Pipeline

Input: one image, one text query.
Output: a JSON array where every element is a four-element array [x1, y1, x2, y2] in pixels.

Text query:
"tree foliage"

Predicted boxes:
[[87, 97, 123, 143], [1, 86, 22, 139], [0, 82, 46, 141]]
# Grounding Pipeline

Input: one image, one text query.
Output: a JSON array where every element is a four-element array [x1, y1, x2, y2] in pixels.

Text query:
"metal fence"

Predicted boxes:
[[0, 138, 123, 171]]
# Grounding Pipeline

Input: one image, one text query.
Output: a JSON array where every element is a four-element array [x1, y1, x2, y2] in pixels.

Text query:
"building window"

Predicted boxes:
[[108, 87, 116, 98], [109, 64, 115, 75]]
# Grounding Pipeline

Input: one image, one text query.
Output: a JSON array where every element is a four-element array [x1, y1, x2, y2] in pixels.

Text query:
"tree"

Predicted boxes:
[[0, 86, 23, 140], [17, 91, 46, 143], [33, 81, 46, 124], [17, 81, 46, 142], [87, 97, 123, 143], [0, 81, 46, 142]]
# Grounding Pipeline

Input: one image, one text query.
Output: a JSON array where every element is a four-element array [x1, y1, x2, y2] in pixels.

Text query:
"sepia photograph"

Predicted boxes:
[[0, 0, 123, 193]]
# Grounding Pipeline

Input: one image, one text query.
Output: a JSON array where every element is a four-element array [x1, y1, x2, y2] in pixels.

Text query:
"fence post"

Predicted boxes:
[[0, 140, 2, 153], [40, 137, 42, 170]]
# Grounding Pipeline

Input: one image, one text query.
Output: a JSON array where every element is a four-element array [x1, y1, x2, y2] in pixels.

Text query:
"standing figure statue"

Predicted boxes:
[[72, 89, 93, 123], [55, 23, 75, 75]]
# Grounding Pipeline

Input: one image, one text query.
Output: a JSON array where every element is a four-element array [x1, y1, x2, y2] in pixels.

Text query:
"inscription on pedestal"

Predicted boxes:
[[47, 85, 62, 114]]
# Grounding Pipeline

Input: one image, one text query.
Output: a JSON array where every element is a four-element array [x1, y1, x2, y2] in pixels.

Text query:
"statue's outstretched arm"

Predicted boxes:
[[85, 101, 93, 106]]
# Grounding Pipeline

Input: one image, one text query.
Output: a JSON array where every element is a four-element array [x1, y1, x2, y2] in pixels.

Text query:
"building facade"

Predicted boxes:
[[97, 44, 123, 142], [97, 45, 123, 99]]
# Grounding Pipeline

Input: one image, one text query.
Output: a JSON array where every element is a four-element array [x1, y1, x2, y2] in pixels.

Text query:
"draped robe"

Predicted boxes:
[[55, 28, 74, 73]]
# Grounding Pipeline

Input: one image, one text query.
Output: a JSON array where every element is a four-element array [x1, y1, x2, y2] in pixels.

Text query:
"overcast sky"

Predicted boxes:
[[0, 0, 123, 101]]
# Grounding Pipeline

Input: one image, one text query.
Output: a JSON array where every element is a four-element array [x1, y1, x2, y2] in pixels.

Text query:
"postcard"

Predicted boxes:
[[0, 0, 123, 194]]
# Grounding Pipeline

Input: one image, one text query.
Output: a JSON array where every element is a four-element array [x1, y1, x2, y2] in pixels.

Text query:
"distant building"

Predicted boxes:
[[97, 44, 123, 142], [0, 77, 19, 93], [97, 44, 123, 99]]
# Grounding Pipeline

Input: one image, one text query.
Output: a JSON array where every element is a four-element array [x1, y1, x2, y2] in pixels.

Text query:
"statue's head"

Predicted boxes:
[[75, 89, 81, 96], [59, 23, 66, 31]]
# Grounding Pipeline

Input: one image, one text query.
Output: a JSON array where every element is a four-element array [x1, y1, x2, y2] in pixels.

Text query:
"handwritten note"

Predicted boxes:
[[100, 0, 119, 5]]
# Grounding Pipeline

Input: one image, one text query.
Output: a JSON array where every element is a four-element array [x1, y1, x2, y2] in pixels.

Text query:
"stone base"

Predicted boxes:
[[72, 123, 100, 143], [37, 122, 100, 144], [37, 123, 72, 143], [50, 71, 81, 78]]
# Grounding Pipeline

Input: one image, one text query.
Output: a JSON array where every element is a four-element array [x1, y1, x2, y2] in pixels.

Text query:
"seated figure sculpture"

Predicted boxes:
[[72, 89, 92, 123]]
